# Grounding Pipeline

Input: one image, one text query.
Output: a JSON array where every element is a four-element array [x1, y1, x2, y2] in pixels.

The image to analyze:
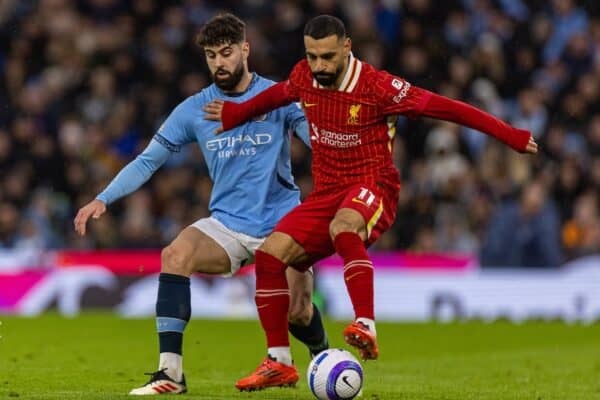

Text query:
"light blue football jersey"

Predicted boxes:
[[97, 74, 309, 238]]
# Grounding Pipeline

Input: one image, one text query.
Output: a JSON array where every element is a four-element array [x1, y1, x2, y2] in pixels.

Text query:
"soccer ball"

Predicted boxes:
[[307, 349, 363, 400]]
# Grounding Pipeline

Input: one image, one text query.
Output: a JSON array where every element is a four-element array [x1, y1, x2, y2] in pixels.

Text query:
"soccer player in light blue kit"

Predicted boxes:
[[74, 13, 328, 395]]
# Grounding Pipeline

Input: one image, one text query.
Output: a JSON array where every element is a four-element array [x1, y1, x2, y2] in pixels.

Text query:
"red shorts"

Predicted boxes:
[[274, 183, 398, 268]]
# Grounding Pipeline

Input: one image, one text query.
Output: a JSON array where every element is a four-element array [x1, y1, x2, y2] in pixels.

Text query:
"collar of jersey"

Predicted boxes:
[[312, 52, 362, 93], [217, 72, 259, 98]]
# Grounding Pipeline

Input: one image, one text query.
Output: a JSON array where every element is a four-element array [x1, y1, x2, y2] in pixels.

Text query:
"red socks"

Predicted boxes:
[[333, 232, 374, 320], [255, 232, 373, 349], [254, 250, 290, 347]]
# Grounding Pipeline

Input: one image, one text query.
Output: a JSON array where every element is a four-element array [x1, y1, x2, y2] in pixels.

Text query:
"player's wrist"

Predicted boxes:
[[510, 128, 531, 153], [95, 195, 109, 206]]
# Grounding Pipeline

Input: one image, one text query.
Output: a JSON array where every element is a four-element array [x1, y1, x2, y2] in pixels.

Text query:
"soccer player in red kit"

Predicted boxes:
[[204, 15, 538, 391]]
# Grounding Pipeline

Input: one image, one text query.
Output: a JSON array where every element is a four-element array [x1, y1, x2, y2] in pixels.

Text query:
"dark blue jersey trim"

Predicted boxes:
[[153, 133, 181, 153], [277, 173, 298, 191]]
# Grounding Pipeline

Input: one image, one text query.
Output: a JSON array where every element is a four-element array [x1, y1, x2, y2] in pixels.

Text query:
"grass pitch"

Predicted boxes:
[[0, 314, 598, 399]]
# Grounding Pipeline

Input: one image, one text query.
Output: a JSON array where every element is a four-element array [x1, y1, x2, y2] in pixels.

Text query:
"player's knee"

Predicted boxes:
[[258, 233, 302, 265], [258, 236, 283, 258], [161, 245, 193, 276], [329, 219, 356, 239]]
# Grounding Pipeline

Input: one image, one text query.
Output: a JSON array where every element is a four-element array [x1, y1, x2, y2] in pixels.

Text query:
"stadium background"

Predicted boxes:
[[0, 0, 599, 313], [0, 0, 599, 315], [0, 0, 598, 260], [0, 0, 600, 260], [1, 1, 600, 399]]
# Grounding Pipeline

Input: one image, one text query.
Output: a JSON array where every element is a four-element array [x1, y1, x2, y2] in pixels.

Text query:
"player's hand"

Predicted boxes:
[[203, 100, 224, 134], [525, 136, 538, 154], [74, 199, 107, 236]]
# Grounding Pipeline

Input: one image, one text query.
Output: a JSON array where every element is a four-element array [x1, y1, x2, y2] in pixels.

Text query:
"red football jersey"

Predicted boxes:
[[285, 53, 432, 194]]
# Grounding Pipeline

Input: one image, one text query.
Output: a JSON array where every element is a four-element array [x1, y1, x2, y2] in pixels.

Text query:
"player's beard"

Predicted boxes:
[[212, 61, 245, 91], [312, 64, 344, 87]]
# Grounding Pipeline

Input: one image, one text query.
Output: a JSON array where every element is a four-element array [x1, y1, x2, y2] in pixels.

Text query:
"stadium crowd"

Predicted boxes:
[[0, 0, 598, 267]]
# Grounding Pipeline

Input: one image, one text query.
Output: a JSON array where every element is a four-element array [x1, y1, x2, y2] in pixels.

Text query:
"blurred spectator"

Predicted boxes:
[[0, 202, 20, 248], [425, 124, 469, 194], [561, 190, 600, 259], [543, 0, 589, 64], [461, 78, 505, 157], [435, 205, 478, 253], [480, 181, 563, 267], [509, 88, 548, 140]]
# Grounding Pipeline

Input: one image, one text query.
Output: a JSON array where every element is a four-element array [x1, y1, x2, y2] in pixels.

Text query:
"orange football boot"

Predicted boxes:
[[343, 321, 379, 360], [235, 356, 299, 391]]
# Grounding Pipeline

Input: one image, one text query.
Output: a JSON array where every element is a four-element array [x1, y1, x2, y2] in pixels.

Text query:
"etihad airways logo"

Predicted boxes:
[[310, 123, 361, 148], [206, 133, 272, 158], [206, 133, 272, 150]]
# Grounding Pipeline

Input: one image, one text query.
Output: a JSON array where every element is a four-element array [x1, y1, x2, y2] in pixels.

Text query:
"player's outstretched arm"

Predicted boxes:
[[421, 92, 538, 154], [204, 81, 298, 132], [73, 139, 171, 236], [74, 199, 107, 236]]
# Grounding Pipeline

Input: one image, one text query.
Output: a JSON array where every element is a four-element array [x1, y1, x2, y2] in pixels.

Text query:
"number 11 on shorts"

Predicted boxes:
[[353, 187, 376, 207]]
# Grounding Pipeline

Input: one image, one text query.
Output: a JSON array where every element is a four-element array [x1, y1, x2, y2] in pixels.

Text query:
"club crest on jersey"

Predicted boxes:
[[348, 104, 361, 125]]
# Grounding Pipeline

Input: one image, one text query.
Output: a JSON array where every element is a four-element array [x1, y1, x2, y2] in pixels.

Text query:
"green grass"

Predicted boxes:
[[0, 314, 599, 399]]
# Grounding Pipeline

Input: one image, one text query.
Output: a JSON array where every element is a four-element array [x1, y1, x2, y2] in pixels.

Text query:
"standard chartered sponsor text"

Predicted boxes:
[[318, 128, 361, 148]]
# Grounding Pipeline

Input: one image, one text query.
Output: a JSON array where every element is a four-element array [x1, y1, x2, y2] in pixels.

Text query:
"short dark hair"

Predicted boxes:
[[196, 13, 246, 48], [303, 15, 346, 39]]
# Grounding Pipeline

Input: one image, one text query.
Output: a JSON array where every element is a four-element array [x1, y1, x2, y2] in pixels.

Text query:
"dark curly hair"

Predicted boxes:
[[196, 13, 246, 48]]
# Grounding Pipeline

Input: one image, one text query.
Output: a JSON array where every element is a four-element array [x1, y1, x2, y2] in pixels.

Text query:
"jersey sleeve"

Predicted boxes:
[[374, 70, 433, 118], [421, 92, 531, 152], [286, 60, 305, 99], [95, 139, 171, 205], [221, 81, 299, 131], [153, 95, 197, 150], [96, 96, 198, 205], [284, 102, 311, 148]]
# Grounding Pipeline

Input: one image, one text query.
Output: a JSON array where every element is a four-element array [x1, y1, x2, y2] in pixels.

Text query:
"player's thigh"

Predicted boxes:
[[271, 196, 341, 265], [335, 183, 398, 245], [286, 267, 313, 324], [190, 217, 258, 275], [330, 208, 368, 240], [162, 226, 231, 275]]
